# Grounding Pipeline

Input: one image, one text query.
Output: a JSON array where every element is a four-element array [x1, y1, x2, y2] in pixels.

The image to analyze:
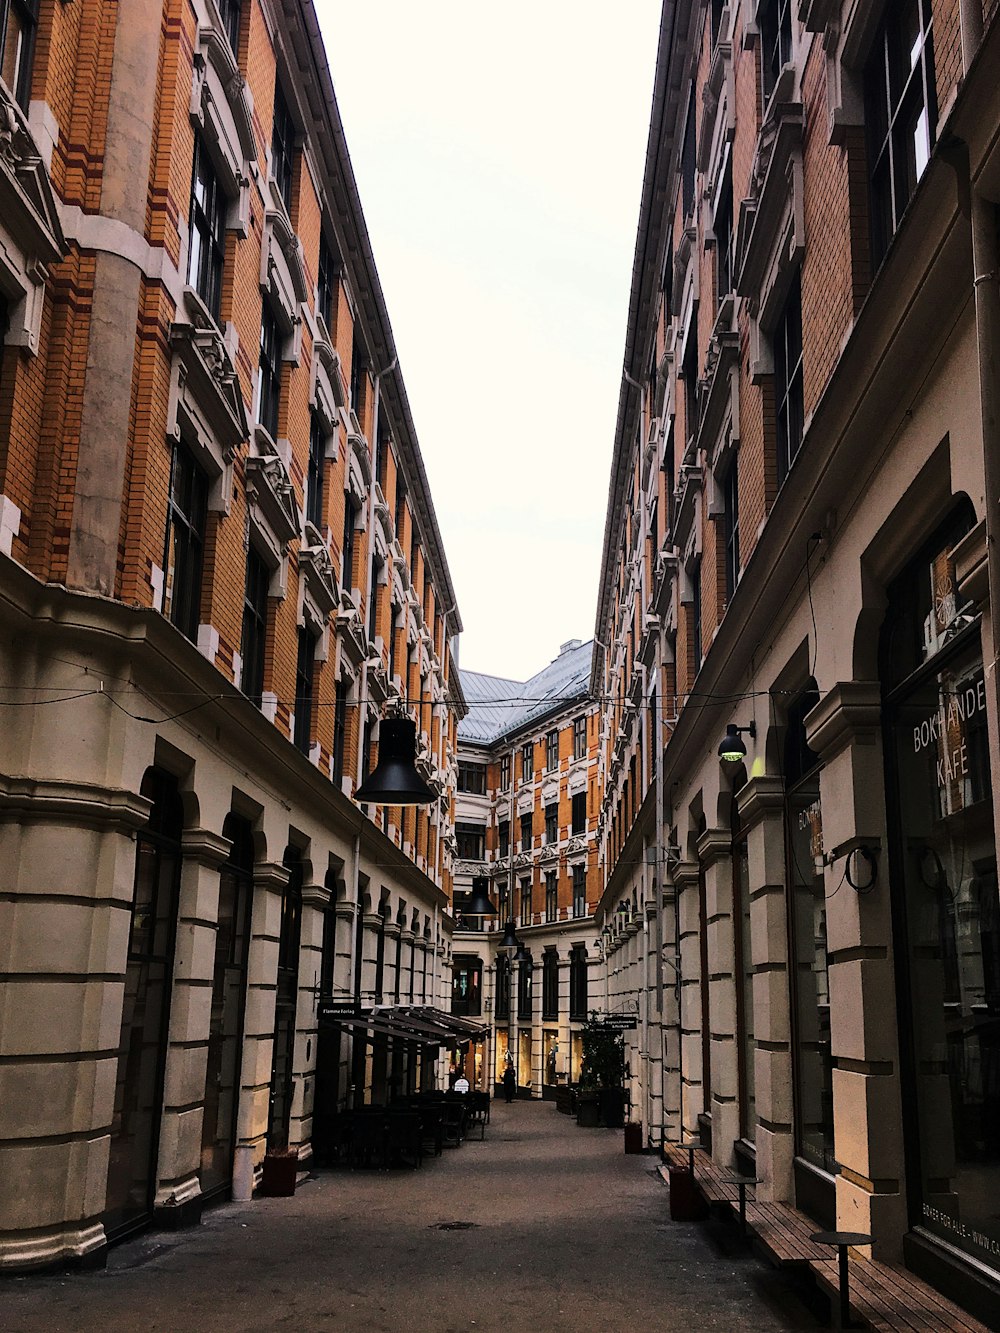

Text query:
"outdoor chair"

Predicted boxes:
[[419, 1105, 444, 1156], [440, 1100, 465, 1148], [466, 1091, 490, 1140], [350, 1112, 388, 1169]]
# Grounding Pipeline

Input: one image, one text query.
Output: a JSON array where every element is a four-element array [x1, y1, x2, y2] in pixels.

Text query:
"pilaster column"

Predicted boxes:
[[382, 921, 401, 1003], [155, 826, 232, 1221], [0, 782, 149, 1270], [233, 860, 289, 1201], [698, 826, 738, 1166], [359, 913, 382, 1008], [737, 775, 792, 1202], [398, 929, 415, 1003], [807, 683, 905, 1255], [674, 860, 702, 1143], [644, 897, 663, 1146]]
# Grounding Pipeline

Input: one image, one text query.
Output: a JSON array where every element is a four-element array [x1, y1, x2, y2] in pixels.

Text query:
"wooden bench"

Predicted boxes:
[[660, 1143, 739, 1204], [744, 1201, 832, 1267], [811, 1255, 991, 1332]]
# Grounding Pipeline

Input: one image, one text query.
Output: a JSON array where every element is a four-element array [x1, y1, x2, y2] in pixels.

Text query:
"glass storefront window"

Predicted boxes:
[[571, 1032, 583, 1084], [788, 784, 836, 1176], [495, 1029, 510, 1084], [544, 1029, 560, 1085], [884, 509, 1000, 1276], [518, 1029, 532, 1088]]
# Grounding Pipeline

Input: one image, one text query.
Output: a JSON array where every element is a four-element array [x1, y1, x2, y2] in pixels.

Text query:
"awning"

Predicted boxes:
[[376, 1005, 491, 1045], [319, 1011, 440, 1048]]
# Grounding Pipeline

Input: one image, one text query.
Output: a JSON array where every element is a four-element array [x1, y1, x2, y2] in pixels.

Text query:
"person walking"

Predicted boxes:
[[503, 1063, 516, 1104]]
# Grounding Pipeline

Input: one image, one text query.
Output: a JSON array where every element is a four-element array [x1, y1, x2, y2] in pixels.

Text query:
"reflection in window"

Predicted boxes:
[[1, 0, 38, 110], [882, 511, 1000, 1275]]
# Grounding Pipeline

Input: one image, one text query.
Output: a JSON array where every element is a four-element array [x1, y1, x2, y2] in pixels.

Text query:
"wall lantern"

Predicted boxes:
[[355, 717, 436, 804], [718, 721, 756, 764]]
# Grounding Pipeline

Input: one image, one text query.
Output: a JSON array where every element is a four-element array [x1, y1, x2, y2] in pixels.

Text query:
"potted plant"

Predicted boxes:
[[576, 1016, 625, 1128], [260, 1148, 298, 1197]]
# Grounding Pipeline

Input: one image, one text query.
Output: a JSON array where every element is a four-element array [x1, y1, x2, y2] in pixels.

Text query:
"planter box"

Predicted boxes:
[[668, 1166, 707, 1221], [260, 1152, 298, 1197], [624, 1122, 643, 1154], [576, 1091, 600, 1127]]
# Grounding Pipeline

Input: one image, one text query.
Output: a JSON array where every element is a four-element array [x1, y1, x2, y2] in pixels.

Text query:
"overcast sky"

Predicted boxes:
[[319, 1, 662, 681]]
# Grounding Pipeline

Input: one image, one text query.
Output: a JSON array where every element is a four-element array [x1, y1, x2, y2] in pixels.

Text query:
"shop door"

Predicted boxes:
[[267, 848, 302, 1149], [882, 511, 1000, 1300], [105, 770, 182, 1240], [200, 815, 253, 1199]]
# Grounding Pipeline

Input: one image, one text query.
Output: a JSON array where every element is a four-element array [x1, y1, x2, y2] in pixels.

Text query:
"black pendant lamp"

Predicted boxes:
[[499, 920, 521, 950], [463, 876, 498, 917], [513, 942, 530, 964], [355, 717, 436, 805]]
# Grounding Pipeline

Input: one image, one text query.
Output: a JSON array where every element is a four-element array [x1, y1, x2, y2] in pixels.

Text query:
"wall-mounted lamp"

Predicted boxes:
[[718, 721, 756, 763]]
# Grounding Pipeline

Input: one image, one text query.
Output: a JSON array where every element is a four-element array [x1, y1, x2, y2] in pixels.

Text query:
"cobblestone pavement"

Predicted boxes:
[[4, 1101, 823, 1332]]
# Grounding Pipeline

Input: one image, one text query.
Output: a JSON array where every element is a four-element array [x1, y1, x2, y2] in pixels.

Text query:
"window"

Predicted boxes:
[[499, 754, 511, 789], [519, 877, 532, 924], [545, 803, 558, 844], [714, 158, 734, 306], [498, 879, 511, 924], [865, 0, 937, 270], [306, 411, 325, 530], [217, 0, 241, 53], [163, 441, 207, 642], [495, 955, 510, 1021], [571, 791, 586, 836], [256, 302, 280, 439], [342, 496, 356, 592], [545, 872, 558, 923], [759, 0, 793, 108], [456, 822, 486, 861], [724, 453, 740, 603], [375, 417, 390, 490], [690, 557, 703, 674], [350, 333, 367, 420], [572, 864, 586, 919], [1, 0, 38, 109], [710, 0, 725, 45], [546, 729, 559, 772], [457, 760, 486, 794], [520, 742, 533, 781], [361, 714, 374, 788], [774, 271, 804, 486], [681, 91, 696, 221], [682, 324, 699, 449], [451, 958, 482, 1017], [569, 945, 588, 1019], [293, 627, 315, 754], [542, 950, 558, 1019], [520, 812, 533, 852], [573, 715, 587, 760], [317, 235, 336, 332], [271, 82, 295, 214], [368, 557, 382, 640], [394, 478, 406, 537], [498, 820, 509, 859], [240, 545, 268, 708], [188, 136, 226, 322], [332, 677, 348, 783], [516, 948, 532, 1018]]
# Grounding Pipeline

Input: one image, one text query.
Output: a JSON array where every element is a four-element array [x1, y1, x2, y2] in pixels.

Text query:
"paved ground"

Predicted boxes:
[[4, 1102, 824, 1332]]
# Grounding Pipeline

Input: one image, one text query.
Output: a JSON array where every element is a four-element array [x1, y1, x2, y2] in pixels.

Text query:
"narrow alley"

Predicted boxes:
[[4, 1104, 821, 1333]]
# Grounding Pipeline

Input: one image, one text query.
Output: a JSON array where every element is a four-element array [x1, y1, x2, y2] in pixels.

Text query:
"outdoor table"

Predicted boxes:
[[719, 1174, 757, 1236], [810, 1230, 873, 1328]]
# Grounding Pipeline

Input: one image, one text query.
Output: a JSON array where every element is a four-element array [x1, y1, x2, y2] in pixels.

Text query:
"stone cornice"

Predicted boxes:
[[805, 682, 882, 761], [696, 826, 731, 869], [0, 775, 151, 833], [180, 827, 232, 868], [301, 883, 331, 909], [254, 861, 291, 894], [736, 775, 786, 829]]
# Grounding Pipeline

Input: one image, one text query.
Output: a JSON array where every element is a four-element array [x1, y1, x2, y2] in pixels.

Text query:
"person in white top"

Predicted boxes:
[[453, 1073, 470, 1093]]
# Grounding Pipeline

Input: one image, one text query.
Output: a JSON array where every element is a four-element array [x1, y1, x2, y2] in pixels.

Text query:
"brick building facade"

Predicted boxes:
[[450, 640, 601, 1097], [593, 0, 1000, 1320], [0, 0, 465, 1270]]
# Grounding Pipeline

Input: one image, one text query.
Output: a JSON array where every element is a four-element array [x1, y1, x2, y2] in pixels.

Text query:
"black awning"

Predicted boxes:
[[378, 1005, 490, 1044], [319, 1011, 440, 1048]]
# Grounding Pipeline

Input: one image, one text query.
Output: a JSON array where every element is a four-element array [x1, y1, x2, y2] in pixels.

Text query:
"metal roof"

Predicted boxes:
[[458, 640, 594, 746]]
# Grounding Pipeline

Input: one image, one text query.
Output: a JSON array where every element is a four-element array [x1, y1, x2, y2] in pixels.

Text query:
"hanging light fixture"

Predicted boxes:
[[355, 717, 436, 804], [718, 721, 756, 764], [499, 920, 521, 950], [513, 942, 530, 963], [463, 876, 498, 917]]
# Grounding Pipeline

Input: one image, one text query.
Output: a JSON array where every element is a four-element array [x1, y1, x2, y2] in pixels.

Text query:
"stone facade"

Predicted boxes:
[[593, 0, 1000, 1322], [0, 0, 463, 1271]]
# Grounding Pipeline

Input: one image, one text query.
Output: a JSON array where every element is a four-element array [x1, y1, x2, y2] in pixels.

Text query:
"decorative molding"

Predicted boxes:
[[190, 19, 254, 234], [736, 100, 805, 325], [805, 681, 882, 760], [0, 82, 66, 354]]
